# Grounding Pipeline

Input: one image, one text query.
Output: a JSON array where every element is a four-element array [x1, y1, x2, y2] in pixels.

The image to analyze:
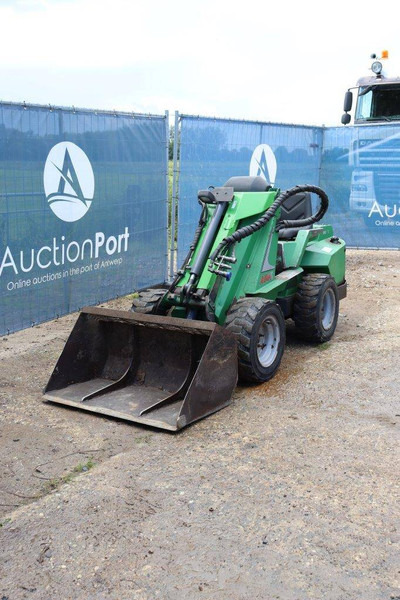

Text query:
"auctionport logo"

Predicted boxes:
[[43, 142, 95, 222], [249, 144, 277, 185]]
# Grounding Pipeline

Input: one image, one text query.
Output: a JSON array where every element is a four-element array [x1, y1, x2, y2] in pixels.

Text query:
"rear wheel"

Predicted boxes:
[[130, 288, 167, 315], [225, 297, 285, 383], [293, 274, 339, 342]]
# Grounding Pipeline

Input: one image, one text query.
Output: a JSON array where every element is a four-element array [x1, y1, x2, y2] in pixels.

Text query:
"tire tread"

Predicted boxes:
[[131, 288, 167, 314], [225, 297, 285, 383], [293, 273, 338, 342]]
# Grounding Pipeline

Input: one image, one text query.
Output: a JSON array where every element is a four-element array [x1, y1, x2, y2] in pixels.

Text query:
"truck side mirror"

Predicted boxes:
[[341, 113, 351, 125], [343, 91, 353, 112]]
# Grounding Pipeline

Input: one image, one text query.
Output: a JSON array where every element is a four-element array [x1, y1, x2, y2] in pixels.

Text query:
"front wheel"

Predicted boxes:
[[293, 274, 339, 342], [225, 297, 286, 383]]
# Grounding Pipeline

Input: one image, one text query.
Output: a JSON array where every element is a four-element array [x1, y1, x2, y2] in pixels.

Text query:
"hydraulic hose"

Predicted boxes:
[[168, 204, 208, 293], [209, 184, 329, 261]]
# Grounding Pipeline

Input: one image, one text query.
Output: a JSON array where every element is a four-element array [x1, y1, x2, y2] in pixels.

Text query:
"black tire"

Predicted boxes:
[[293, 273, 339, 342], [225, 297, 285, 383], [130, 288, 167, 315]]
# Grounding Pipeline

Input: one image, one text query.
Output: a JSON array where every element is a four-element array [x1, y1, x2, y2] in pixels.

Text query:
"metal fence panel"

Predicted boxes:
[[0, 103, 168, 335], [320, 125, 400, 248], [177, 115, 323, 266]]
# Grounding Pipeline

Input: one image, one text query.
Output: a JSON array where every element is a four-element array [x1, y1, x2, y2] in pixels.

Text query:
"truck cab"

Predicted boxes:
[[342, 51, 400, 125], [341, 51, 400, 226]]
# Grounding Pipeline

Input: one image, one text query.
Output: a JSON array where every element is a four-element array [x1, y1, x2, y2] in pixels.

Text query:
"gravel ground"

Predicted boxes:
[[0, 249, 399, 600]]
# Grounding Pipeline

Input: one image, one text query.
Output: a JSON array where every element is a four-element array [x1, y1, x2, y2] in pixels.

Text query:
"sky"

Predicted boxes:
[[0, 0, 398, 126]]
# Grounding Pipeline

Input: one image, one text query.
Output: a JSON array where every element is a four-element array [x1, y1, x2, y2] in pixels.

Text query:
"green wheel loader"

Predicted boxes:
[[44, 177, 346, 431]]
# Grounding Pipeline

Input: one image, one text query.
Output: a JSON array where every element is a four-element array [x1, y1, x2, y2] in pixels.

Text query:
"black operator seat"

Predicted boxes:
[[278, 192, 312, 240], [223, 176, 271, 192]]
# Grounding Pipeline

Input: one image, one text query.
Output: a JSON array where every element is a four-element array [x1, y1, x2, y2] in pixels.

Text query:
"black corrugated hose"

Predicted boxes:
[[209, 184, 329, 262]]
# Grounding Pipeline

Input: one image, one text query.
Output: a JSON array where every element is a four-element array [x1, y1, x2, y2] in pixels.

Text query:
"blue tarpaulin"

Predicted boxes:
[[177, 115, 323, 266], [176, 115, 400, 266], [2, 105, 400, 336], [321, 125, 400, 248], [0, 103, 168, 335]]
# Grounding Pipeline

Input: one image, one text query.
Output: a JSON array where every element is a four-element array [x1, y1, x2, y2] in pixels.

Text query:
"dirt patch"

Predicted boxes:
[[0, 250, 399, 600]]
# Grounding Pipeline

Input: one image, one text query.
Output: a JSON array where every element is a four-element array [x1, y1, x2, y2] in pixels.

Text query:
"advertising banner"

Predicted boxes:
[[176, 116, 400, 265], [321, 125, 400, 248], [0, 103, 168, 335], [177, 115, 323, 265]]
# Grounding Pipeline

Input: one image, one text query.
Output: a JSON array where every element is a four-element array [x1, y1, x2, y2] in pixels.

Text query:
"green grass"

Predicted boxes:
[[317, 342, 331, 351], [73, 458, 96, 473], [0, 518, 11, 527], [42, 458, 96, 494]]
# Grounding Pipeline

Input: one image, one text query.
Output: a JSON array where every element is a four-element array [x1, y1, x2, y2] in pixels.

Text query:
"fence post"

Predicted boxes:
[[170, 110, 180, 278], [164, 110, 170, 282]]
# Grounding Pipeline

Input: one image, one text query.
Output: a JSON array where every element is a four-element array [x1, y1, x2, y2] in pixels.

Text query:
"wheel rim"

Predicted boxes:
[[257, 315, 281, 367], [321, 288, 336, 330]]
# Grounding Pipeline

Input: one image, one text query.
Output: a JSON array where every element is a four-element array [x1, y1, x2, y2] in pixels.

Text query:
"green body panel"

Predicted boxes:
[[281, 225, 346, 283], [300, 240, 346, 284], [212, 219, 278, 322], [166, 188, 346, 325], [251, 267, 304, 298]]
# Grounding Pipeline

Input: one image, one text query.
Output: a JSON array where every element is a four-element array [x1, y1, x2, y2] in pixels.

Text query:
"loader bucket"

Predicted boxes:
[[43, 307, 238, 431]]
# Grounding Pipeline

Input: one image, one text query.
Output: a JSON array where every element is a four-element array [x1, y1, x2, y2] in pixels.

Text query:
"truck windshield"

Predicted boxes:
[[355, 85, 400, 122]]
